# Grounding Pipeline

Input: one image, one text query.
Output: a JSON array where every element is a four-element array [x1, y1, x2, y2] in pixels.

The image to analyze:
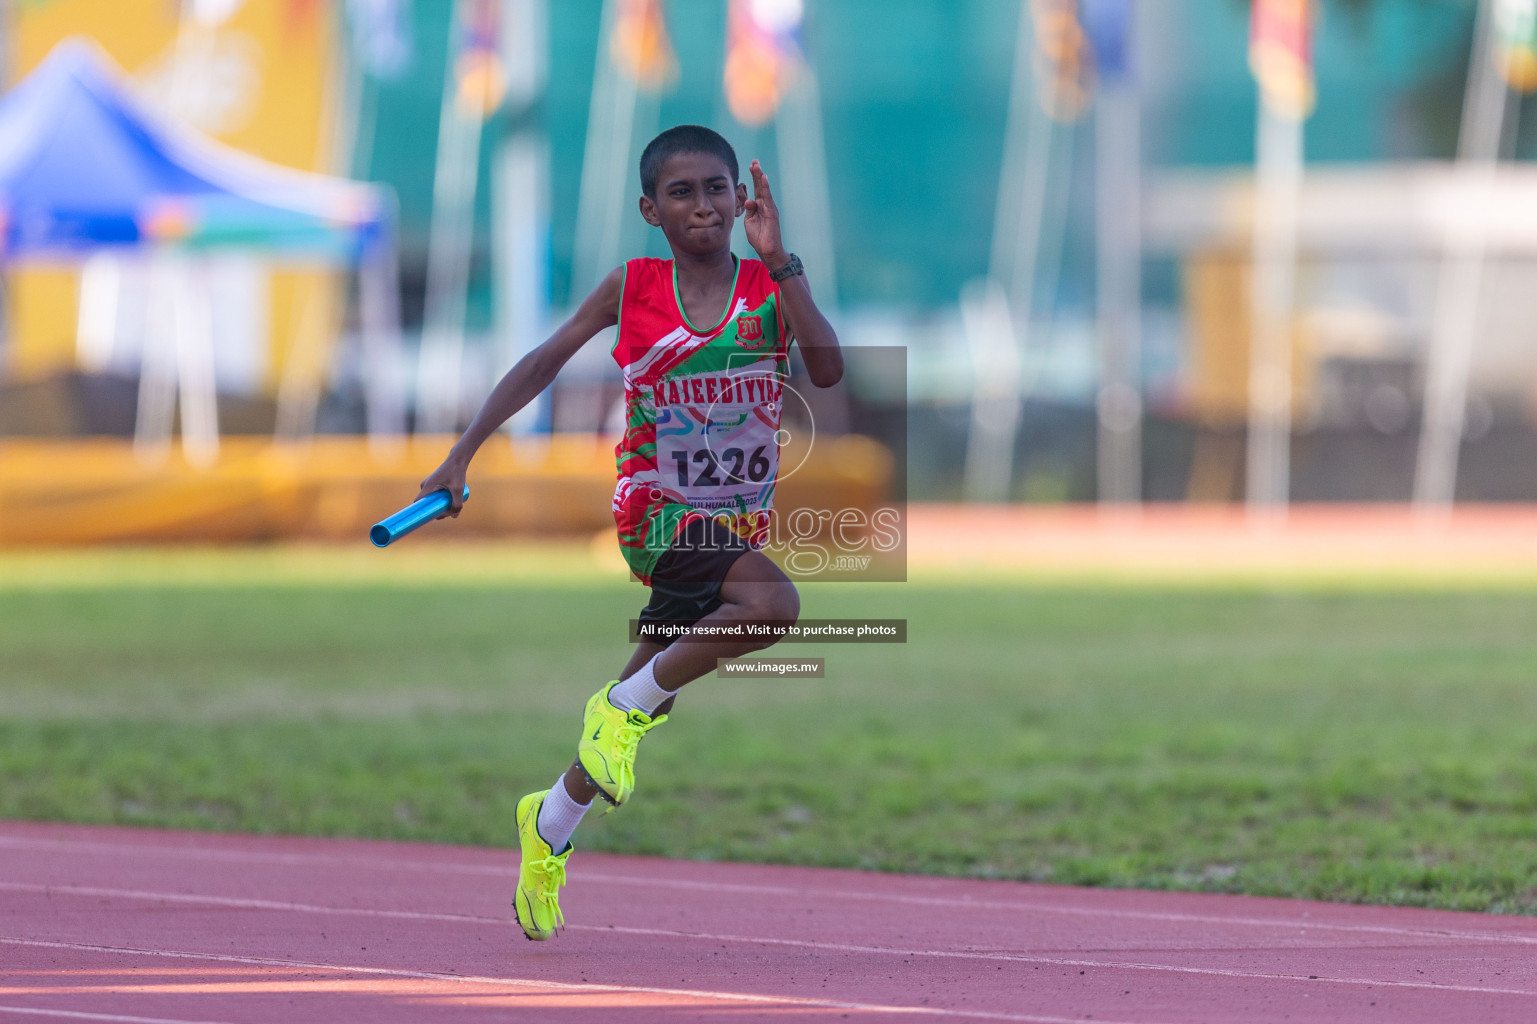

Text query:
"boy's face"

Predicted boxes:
[[639, 151, 747, 258]]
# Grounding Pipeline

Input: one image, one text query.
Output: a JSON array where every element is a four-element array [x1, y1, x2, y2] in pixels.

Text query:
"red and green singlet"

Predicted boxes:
[[611, 256, 791, 583]]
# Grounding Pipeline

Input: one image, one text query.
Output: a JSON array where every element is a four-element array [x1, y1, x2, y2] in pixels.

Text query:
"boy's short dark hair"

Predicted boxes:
[[639, 125, 739, 199]]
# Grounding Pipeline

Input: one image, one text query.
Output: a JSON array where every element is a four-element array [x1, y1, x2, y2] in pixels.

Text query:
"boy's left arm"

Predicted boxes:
[[743, 159, 843, 388]]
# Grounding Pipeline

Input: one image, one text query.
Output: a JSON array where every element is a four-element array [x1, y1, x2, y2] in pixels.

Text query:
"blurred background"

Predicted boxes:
[[1, 0, 1536, 544], [9, 2, 1537, 911]]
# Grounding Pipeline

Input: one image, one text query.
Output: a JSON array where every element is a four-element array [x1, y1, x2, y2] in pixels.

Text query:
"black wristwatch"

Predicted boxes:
[[769, 253, 804, 282]]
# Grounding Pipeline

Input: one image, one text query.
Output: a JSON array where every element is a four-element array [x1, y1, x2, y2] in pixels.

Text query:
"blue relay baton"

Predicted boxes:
[[370, 486, 469, 548]]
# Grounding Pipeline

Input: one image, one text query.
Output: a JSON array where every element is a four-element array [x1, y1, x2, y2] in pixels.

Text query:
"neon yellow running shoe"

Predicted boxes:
[[513, 789, 571, 941], [577, 681, 667, 807]]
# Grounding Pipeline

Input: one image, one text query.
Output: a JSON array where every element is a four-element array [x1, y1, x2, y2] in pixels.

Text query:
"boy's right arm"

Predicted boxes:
[[416, 267, 625, 514]]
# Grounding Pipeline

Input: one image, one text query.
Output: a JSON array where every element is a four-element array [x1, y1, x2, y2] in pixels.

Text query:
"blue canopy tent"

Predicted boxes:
[[0, 38, 405, 459]]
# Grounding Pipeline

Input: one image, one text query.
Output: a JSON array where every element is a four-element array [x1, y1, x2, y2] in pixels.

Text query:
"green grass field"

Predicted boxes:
[[3, 544, 1536, 913]]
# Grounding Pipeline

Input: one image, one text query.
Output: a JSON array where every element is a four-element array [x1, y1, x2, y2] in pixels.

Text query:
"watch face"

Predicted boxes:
[[773, 255, 802, 281]]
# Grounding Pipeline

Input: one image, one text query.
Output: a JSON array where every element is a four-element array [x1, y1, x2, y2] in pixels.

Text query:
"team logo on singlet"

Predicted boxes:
[[734, 315, 766, 349]]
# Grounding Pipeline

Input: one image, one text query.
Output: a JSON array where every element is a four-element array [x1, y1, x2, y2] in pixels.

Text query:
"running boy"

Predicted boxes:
[[415, 125, 842, 941]]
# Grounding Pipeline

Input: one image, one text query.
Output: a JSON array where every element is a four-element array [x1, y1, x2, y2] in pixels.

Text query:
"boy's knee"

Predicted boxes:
[[745, 584, 799, 648], [764, 583, 800, 624]]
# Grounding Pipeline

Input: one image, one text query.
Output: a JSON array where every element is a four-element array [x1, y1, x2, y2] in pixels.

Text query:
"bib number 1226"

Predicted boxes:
[[672, 445, 771, 487]]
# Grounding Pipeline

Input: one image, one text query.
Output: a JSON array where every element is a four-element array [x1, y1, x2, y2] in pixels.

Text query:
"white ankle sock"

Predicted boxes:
[[535, 777, 589, 852], [607, 658, 674, 716]]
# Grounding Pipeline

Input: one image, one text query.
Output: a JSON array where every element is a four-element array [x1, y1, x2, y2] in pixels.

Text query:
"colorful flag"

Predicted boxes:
[[1495, 0, 1537, 93], [611, 0, 677, 91], [1250, 0, 1314, 119], [1079, 0, 1131, 86], [454, 0, 504, 117], [1030, 0, 1092, 121], [724, 0, 804, 127], [348, 0, 412, 79]]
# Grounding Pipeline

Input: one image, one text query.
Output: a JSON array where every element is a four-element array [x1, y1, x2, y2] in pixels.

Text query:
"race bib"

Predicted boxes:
[[652, 363, 783, 519]]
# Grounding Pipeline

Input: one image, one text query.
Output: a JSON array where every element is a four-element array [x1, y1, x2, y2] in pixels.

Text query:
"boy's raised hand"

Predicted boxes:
[[743, 159, 788, 267]]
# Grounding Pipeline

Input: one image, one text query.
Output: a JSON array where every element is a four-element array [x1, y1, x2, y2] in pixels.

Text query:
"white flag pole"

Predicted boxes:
[[1413, 0, 1507, 516], [1094, 25, 1141, 508], [493, 0, 552, 440], [776, 64, 838, 308], [966, 0, 1059, 502], [572, 0, 639, 299], [1245, 95, 1303, 519], [417, 0, 488, 434]]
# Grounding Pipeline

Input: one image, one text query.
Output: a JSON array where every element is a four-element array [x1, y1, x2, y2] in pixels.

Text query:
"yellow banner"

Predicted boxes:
[[6, 0, 339, 392]]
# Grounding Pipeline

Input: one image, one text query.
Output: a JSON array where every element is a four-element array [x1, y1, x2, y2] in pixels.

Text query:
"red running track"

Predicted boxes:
[[1, 821, 1534, 1023]]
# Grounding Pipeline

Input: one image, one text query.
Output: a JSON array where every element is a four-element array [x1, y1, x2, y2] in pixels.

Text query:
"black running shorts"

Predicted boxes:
[[636, 516, 753, 648]]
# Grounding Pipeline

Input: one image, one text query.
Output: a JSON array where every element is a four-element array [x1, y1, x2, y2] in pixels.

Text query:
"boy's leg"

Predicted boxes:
[[516, 541, 798, 939], [558, 640, 666, 806], [647, 549, 799, 689], [513, 788, 571, 940], [576, 549, 799, 806], [619, 639, 667, 682], [599, 549, 797, 718], [515, 640, 672, 941]]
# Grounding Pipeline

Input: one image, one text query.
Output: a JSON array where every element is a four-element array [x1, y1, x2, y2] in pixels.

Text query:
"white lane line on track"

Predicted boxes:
[[4, 833, 1537, 950], [6, 883, 1536, 1000], [0, 883, 489, 925], [589, 924, 1537, 999], [0, 1007, 233, 1024], [575, 871, 1537, 949], [0, 937, 1156, 1024], [0, 837, 504, 875]]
